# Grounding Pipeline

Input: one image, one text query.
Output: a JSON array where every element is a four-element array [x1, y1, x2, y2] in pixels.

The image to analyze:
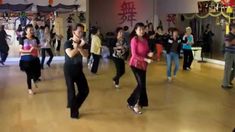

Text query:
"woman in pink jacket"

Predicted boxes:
[[127, 22, 154, 114]]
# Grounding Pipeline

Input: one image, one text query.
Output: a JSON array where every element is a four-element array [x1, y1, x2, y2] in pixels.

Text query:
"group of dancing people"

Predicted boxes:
[[63, 22, 196, 119], [17, 21, 195, 119]]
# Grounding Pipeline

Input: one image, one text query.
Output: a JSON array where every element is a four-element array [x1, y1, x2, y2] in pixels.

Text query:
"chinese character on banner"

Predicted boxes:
[[118, 1, 137, 26]]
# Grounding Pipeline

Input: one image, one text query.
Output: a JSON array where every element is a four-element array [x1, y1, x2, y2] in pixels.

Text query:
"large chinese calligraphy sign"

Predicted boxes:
[[118, 1, 137, 26]]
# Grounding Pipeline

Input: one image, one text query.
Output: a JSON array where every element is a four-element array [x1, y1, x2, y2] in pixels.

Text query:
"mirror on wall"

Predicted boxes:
[[1, 8, 86, 59]]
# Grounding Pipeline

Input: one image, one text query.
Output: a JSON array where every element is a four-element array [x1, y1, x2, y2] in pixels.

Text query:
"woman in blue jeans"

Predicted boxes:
[[164, 28, 183, 81]]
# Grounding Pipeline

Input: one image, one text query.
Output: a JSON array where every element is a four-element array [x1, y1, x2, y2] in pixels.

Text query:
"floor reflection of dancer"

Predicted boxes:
[[127, 22, 153, 115], [19, 24, 40, 95], [40, 25, 54, 69], [64, 23, 89, 119], [203, 24, 214, 58]]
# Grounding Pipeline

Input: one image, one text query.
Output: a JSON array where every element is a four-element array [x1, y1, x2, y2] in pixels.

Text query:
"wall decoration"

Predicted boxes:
[[118, 1, 137, 26]]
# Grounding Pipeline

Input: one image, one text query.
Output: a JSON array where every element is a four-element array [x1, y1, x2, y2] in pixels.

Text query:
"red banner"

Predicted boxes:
[[0, 0, 3, 5]]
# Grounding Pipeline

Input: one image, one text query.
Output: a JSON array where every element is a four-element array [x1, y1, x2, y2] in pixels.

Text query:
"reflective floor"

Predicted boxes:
[[0, 59, 235, 132]]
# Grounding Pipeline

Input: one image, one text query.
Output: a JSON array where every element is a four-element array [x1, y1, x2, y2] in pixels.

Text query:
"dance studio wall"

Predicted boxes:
[[89, 0, 156, 33], [156, 0, 201, 32]]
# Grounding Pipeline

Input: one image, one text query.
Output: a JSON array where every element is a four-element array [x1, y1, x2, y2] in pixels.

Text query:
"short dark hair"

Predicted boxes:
[[157, 26, 163, 31], [24, 24, 34, 31], [90, 26, 98, 35], [123, 26, 129, 31], [73, 23, 85, 31], [172, 28, 179, 33], [116, 27, 123, 34]]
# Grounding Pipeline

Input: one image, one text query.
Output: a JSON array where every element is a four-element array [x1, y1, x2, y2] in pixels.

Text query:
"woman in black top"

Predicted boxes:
[[64, 23, 89, 119], [112, 27, 128, 88], [147, 23, 155, 52], [155, 26, 165, 61], [203, 24, 214, 57], [0, 25, 10, 65], [163, 28, 184, 81]]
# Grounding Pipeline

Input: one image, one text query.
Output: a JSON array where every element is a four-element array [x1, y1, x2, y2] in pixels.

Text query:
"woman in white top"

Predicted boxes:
[[40, 25, 54, 69]]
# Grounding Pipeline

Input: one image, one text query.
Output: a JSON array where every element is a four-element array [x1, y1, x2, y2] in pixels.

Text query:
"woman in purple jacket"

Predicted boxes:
[[127, 22, 154, 114]]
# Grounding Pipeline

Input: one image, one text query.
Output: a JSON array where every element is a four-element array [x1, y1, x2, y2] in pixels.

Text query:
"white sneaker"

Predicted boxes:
[[28, 89, 34, 95], [133, 104, 142, 114], [167, 77, 172, 82], [115, 84, 119, 88]]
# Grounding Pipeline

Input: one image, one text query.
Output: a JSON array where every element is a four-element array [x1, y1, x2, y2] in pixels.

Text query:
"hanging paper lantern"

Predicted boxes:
[[221, 0, 235, 6], [226, 6, 233, 13], [48, 0, 53, 6]]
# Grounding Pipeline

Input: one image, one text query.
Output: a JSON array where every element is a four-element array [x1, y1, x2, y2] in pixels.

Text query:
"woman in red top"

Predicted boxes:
[[127, 22, 154, 114]]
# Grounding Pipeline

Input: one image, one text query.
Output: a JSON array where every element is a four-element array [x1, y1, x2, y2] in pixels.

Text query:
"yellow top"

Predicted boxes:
[[90, 35, 102, 55]]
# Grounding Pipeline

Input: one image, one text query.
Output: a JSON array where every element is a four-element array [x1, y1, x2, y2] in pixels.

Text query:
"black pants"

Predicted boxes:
[[20, 60, 38, 89], [56, 40, 61, 52], [64, 64, 89, 111], [52, 39, 56, 48], [91, 53, 100, 74], [0, 51, 8, 62], [127, 66, 148, 107], [41, 48, 54, 68], [113, 57, 125, 85], [183, 49, 194, 69], [32, 57, 41, 80]]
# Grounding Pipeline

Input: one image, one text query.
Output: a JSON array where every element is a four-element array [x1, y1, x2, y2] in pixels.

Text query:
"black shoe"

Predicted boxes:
[[221, 85, 233, 89], [229, 82, 233, 86], [47, 62, 51, 67], [70, 109, 79, 119], [67, 104, 70, 108], [0, 61, 4, 65]]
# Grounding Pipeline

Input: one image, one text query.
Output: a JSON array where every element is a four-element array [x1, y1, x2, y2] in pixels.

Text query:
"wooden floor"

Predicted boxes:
[[0, 59, 235, 132]]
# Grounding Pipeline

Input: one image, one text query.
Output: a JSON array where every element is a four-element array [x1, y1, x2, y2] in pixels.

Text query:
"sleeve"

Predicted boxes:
[[19, 37, 24, 45], [190, 35, 194, 44], [33, 36, 40, 45], [130, 37, 145, 61], [96, 37, 102, 48], [181, 36, 187, 43], [123, 39, 129, 49], [82, 42, 90, 50], [64, 41, 73, 51], [92, 36, 102, 50]]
